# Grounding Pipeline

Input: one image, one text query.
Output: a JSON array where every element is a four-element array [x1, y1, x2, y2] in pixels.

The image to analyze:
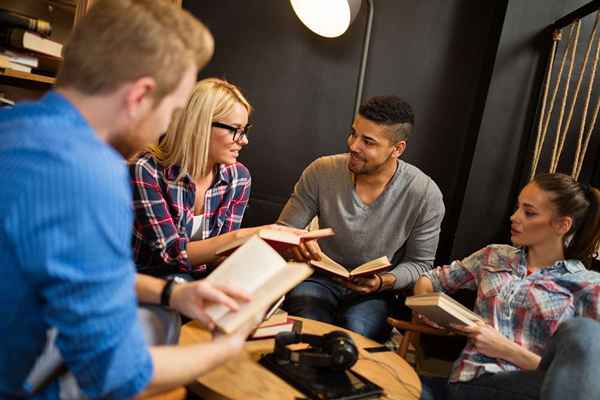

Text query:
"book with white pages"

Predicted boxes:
[[204, 235, 313, 334], [405, 292, 482, 329]]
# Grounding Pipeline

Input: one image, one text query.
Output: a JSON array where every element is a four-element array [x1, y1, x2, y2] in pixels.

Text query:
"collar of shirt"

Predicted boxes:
[[164, 162, 233, 188], [517, 247, 586, 276]]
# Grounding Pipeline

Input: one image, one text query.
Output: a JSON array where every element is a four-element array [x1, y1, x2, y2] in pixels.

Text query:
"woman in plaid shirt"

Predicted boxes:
[[130, 78, 263, 278], [416, 173, 600, 400]]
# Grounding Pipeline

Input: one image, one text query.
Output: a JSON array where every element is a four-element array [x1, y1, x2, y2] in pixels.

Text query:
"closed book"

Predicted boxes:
[[6, 61, 31, 73], [261, 308, 288, 328], [2, 49, 38, 67], [215, 227, 335, 256], [250, 318, 302, 340], [405, 292, 482, 328], [0, 9, 52, 37], [0, 28, 62, 58]]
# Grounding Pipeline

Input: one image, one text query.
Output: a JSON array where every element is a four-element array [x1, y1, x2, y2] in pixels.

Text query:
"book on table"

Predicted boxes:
[[261, 297, 287, 326], [204, 235, 313, 334], [405, 292, 482, 328], [250, 318, 302, 340], [215, 227, 335, 256], [309, 252, 391, 280]]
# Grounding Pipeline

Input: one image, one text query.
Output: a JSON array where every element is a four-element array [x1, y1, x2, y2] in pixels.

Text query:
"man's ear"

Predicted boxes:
[[125, 77, 157, 120], [553, 215, 573, 237], [392, 140, 406, 158]]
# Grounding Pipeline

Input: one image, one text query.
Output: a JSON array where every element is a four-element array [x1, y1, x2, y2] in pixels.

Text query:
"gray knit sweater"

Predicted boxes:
[[278, 154, 445, 289]]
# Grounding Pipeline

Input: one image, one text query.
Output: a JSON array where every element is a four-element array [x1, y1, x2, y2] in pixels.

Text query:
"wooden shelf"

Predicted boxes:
[[0, 69, 55, 85]]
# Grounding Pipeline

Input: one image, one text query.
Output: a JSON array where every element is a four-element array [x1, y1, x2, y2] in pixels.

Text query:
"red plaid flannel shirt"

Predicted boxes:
[[129, 153, 251, 276]]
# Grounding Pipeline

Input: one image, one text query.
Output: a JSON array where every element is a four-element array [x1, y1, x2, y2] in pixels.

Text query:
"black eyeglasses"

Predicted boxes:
[[211, 121, 252, 142]]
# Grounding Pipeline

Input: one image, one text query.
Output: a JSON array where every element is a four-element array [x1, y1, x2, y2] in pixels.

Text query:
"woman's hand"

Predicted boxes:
[[451, 321, 513, 359]]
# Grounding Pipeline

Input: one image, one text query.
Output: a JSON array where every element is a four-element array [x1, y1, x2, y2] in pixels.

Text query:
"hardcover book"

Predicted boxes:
[[215, 227, 335, 256], [0, 28, 62, 58], [405, 292, 482, 328]]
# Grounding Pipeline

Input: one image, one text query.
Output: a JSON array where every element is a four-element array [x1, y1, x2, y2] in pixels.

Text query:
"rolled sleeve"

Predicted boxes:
[[425, 247, 488, 293]]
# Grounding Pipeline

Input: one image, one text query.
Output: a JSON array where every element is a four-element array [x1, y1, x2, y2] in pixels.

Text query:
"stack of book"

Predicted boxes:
[[405, 292, 482, 329], [250, 309, 301, 340], [0, 8, 62, 75]]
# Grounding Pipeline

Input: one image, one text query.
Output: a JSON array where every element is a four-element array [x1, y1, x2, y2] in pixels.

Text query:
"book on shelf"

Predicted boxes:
[[0, 9, 52, 37], [310, 253, 391, 280], [0, 28, 62, 58], [1, 49, 61, 76], [250, 318, 302, 340], [405, 292, 482, 329], [205, 235, 313, 334], [0, 54, 30, 73], [215, 227, 335, 257], [2, 49, 38, 68]]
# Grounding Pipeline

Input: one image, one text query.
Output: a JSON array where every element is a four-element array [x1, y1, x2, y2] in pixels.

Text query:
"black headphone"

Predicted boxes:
[[274, 330, 359, 371]]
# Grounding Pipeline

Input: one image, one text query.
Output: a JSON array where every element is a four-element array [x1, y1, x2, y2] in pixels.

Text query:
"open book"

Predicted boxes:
[[205, 235, 313, 334], [215, 227, 335, 256], [405, 292, 482, 328], [310, 252, 391, 280]]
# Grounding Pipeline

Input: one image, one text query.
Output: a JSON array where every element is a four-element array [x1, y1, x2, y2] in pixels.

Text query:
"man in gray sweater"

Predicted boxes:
[[278, 96, 445, 341]]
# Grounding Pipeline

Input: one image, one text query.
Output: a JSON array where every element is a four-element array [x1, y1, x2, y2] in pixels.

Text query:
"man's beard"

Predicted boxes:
[[348, 151, 395, 176], [109, 115, 158, 160]]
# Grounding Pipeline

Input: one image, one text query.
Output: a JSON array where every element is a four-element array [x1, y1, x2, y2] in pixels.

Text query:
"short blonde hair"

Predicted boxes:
[[150, 78, 252, 180], [57, 0, 213, 101]]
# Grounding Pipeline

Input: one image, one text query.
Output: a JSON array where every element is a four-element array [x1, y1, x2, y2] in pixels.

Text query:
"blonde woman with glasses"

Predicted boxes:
[[130, 78, 261, 279]]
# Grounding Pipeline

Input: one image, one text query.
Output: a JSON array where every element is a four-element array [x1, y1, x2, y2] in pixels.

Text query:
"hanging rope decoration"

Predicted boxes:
[[530, 10, 600, 180]]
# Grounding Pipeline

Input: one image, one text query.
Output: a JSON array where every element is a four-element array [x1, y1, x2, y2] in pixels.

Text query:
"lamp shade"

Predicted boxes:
[[290, 0, 362, 38]]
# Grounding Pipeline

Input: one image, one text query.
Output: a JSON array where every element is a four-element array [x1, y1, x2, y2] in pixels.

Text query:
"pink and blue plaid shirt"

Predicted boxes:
[[426, 244, 600, 383], [130, 152, 251, 276]]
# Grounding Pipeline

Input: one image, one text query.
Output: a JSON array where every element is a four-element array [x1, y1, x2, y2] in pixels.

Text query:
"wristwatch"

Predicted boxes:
[[160, 277, 184, 307]]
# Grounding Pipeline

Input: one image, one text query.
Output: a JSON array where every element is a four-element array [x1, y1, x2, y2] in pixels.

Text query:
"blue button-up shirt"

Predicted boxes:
[[0, 92, 152, 399]]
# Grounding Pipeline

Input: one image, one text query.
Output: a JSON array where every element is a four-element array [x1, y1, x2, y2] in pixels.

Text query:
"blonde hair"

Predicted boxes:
[[57, 0, 213, 101], [149, 78, 252, 180]]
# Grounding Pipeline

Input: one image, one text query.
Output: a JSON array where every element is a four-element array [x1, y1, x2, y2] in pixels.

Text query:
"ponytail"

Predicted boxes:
[[533, 173, 600, 268], [568, 185, 600, 267]]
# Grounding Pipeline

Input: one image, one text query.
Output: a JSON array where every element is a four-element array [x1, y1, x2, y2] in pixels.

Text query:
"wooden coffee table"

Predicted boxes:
[[179, 317, 422, 399]]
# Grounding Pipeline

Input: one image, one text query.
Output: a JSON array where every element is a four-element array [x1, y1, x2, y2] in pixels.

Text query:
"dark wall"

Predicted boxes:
[[184, 0, 506, 263], [452, 0, 597, 258], [184, 0, 598, 264]]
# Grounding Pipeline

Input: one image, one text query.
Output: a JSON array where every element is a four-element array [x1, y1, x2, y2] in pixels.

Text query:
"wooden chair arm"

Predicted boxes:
[[387, 317, 456, 337]]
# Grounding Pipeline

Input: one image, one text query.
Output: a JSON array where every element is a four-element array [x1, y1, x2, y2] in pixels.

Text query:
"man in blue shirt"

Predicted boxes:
[[0, 0, 259, 398]]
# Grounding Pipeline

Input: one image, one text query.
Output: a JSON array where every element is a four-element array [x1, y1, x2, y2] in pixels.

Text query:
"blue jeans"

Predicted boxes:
[[420, 317, 600, 400], [282, 274, 393, 341]]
